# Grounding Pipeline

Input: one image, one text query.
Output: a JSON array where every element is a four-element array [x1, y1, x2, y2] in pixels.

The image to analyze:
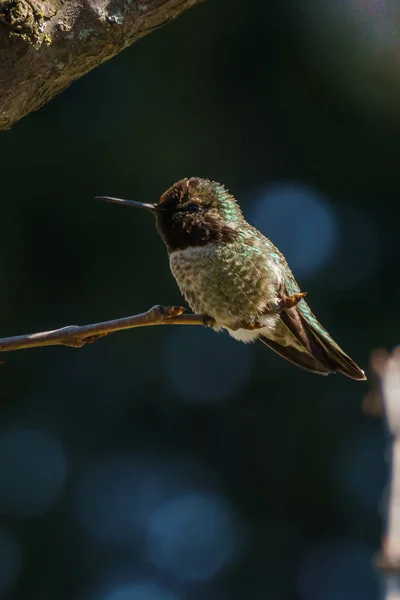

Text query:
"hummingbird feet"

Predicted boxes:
[[152, 305, 187, 319], [279, 292, 307, 310], [264, 292, 307, 314], [152, 306, 216, 328], [229, 293, 308, 332], [203, 314, 216, 327], [229, 318, 265, 331], [238, 319, 265, 331]]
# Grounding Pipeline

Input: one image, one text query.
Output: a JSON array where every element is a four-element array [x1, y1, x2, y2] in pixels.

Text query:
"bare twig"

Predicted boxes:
[[0, 305, 209, 353], [372, 348, 400, 598]]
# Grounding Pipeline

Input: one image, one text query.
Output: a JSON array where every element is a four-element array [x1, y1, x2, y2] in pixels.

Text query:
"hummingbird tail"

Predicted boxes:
[[259, 306, 366, 380], [259, 335, 331, 375]]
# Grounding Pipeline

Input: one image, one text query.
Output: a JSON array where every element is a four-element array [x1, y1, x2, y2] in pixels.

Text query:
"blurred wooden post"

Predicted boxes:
[[373, 348, 400, 599]]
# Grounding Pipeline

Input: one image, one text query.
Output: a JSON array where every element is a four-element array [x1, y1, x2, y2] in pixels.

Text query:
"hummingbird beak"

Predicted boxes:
[[96, 196, 159, 213]]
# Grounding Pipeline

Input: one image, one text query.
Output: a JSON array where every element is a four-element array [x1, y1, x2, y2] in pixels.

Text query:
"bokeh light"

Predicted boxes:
[[297, 537, 378, 600], [74, 455, 163, 543], [96, 581, 180, 600], [145, 491, 242, 582], [164, 327, 253, 404], [248, 182, 339, 278], [73, 453, 217, 546], [0, 529, 21, 597], [0, 427, 68, 517]]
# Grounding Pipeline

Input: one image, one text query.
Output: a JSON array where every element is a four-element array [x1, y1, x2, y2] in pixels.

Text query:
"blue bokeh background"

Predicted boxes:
[[0, 0, 395, 598]]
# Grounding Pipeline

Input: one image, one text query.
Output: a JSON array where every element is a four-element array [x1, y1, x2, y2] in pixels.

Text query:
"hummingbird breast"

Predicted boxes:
[[169, 238, 282, 333]]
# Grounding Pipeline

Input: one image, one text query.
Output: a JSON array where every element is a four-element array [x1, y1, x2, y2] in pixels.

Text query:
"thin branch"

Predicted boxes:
[[0, 294, 303, 354], [372, 348, 400, 599], [0, 305, 208, 353]]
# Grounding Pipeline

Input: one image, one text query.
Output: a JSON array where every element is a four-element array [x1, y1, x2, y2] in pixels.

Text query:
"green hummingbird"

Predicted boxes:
[[98, 177, 366, 380]]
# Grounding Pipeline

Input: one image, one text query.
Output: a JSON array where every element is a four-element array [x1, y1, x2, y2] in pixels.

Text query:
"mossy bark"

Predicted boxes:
[[0, 0, 205, 130]]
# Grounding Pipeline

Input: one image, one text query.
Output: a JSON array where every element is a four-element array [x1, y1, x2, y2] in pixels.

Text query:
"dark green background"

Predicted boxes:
[[0, 1, 394, 598]]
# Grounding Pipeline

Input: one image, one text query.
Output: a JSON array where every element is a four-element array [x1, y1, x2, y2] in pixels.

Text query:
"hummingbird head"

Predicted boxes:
[[98, 177, 243, 251]]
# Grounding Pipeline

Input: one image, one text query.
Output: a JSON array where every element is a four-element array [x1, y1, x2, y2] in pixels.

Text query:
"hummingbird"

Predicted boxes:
[[98, 177, 366, 380]]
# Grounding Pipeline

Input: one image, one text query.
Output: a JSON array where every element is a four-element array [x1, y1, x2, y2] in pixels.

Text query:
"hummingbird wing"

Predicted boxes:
[[260, 282, 366, 380]]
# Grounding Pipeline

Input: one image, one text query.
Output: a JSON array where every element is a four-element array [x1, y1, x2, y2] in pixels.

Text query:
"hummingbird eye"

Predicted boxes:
[[187, 204, 200, 213]]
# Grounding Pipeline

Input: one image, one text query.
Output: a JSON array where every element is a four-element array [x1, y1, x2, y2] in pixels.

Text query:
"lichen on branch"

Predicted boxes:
[[0, 0, 206, 129]]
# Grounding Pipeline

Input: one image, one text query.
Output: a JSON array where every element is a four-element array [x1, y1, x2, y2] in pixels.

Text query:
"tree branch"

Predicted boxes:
[[0, 305, 209, 353], [0, 0, 206, 130]]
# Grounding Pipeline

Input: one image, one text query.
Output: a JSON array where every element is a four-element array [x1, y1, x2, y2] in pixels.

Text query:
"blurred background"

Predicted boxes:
[[0, 0, 395, 598]]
